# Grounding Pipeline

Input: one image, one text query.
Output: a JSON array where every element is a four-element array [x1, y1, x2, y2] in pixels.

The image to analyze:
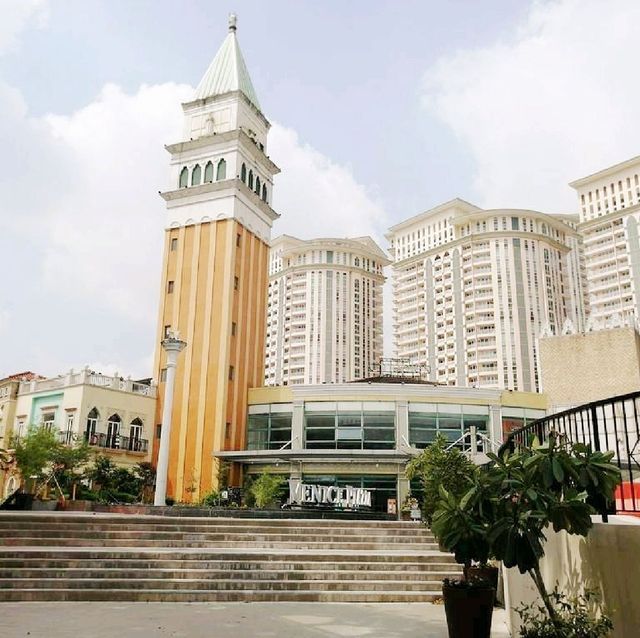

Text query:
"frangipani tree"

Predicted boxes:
[[432, 435, 621, 630]]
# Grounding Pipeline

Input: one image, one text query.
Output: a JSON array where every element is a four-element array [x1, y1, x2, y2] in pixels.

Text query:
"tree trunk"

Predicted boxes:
[[528, 566, 561, 629]]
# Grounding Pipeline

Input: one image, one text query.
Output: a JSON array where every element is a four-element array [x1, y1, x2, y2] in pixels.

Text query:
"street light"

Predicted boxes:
[[154, 332, 187, 506]]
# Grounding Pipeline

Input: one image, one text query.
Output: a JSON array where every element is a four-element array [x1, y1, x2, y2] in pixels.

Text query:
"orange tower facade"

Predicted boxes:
[[153, 16, 279, 501]]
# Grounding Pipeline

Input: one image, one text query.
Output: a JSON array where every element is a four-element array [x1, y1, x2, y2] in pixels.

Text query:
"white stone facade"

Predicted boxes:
[[570, 155, 640, 325], [265, 236, 389, 386], [387, 199, 584, 392]]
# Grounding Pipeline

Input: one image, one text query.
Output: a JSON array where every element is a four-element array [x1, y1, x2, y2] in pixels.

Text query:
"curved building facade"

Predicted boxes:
[[265, 235, 389, 386], [387, 199, 586, 392]]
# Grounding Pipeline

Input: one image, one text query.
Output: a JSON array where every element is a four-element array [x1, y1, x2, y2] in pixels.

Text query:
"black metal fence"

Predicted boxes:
[[508, 390, 640, 515]]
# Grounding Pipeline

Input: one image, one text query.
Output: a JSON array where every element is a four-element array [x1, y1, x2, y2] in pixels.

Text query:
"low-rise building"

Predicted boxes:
[[0, 372, 43, 497], [218, 378, 547, 512], [11, 368, 156, 489]]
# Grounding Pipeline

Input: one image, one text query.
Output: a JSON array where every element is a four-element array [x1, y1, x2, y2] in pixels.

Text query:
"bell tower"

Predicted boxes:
[[153, 15, 280, 501]]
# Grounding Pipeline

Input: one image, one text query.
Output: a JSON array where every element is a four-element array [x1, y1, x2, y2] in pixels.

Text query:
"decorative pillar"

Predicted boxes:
[[154, 335, 187, 506]]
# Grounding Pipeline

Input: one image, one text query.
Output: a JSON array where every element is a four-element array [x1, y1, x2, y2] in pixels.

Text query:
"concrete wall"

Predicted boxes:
[[540, 327, 640, 410], [503, 517, 640, 638]]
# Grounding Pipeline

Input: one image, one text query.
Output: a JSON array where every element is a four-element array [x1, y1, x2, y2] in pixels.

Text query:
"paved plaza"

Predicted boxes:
[[2, 602, 509, 637]]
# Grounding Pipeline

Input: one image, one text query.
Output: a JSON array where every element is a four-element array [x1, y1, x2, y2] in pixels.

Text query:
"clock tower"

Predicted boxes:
[[153, 15, 280, 501]]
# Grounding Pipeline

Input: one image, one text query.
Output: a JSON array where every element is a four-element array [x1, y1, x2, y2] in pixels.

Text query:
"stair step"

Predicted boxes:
[[0, 513, 458, 603], [0, 588, 443, 603]]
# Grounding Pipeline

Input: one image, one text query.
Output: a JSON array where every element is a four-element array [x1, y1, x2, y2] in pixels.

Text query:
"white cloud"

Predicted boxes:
[[0, 0, 48, 53], [423, 0, 640, 211], [0, 79, 390, 375], [269, 123, 388, 242], [42, 82, 192, 325]]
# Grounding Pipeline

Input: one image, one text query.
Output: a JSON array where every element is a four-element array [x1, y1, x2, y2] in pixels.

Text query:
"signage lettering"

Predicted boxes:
[[287, 480, 372, 508]]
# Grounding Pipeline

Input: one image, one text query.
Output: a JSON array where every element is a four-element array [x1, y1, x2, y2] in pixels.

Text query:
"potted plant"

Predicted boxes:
[[432, 479, 496, 638], [431, 435, 621, 638]]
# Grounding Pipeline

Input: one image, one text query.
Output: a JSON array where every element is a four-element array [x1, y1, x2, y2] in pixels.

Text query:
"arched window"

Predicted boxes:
[[255, 176, 261, 194], [204, 161, 214, 183], [129, 418, 143, 452], [106, 414, 121, 449], [216, 158, 227, 181], [191, 164, 201, 186], [354, 257, 360, 267], [241, 163, 247, 183], [261, 184, 267, 202], [248, 169, 254, 190], [179, 167, 188, 188], [85, 408, 99, 445]]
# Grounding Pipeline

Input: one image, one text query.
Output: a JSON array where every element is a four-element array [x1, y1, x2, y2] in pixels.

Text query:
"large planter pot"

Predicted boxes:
[[442, 581, 495, 638], [466, 564, 499, 591]]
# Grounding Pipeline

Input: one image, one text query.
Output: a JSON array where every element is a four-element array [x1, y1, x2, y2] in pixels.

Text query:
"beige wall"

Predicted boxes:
[[540, 327, 640, 410], [503, 518, 640, 638]]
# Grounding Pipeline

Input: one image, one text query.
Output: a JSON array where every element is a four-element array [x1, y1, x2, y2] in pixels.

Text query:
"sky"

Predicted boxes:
[[1, 0, 639, 379]]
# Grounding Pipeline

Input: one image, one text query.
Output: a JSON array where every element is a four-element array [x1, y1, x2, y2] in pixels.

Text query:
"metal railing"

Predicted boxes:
[[85, 432, 149, 454], [508, 390, 640, 515]]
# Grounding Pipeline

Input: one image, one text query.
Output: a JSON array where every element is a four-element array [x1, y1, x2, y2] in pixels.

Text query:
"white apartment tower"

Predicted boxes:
[[570, 155, 640, 325], [265, 235, 389, 385], [387, 199, 585, 392]]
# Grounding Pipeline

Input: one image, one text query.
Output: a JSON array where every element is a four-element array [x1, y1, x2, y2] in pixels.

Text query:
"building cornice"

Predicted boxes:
[[165, 128, 280, 175], [578, 202, 640, 231], [386, 198, 481, 237], [270, 263, 386, 283], [391, 230, 572, 269], [569, 155, 640, 188], [160, 178, 280, 222]]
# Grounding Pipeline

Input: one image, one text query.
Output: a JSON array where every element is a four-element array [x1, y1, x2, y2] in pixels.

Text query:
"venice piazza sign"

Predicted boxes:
[[287, 480, 372, 509]]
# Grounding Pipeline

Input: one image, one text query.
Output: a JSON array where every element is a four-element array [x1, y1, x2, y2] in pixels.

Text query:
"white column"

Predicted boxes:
[[154, 336, 187, 506]]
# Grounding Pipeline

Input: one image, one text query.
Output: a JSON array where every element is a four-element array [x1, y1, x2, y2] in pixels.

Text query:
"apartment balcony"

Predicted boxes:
[[84, 432, 149, 454]]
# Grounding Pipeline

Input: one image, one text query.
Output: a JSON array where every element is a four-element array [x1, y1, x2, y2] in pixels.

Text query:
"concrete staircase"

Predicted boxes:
[[0, 512, 461, 602]]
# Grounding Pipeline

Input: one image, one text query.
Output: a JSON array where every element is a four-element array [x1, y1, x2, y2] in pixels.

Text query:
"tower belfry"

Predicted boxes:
[[153, 15, 280, 501]]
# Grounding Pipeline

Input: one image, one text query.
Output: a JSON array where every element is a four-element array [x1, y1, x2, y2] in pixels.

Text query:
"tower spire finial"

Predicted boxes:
[[228, 13, 237, 32]]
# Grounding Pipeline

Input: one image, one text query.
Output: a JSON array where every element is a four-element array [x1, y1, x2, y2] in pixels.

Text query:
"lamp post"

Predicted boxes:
[[154, 333, 186, 506]]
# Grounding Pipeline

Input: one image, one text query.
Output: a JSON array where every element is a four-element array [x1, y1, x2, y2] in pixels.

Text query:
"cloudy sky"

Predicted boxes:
[[1, 0, 639, 379]]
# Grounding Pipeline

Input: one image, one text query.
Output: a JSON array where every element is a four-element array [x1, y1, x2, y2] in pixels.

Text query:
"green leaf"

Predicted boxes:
[[552, 457, 564, 483]]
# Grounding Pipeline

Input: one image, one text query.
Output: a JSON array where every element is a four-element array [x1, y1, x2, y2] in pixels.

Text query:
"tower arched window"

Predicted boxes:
[[191, 164, 202, 186], [255, 176, 261, 195], [216, 158, 227, 181], [248, 170, 254, 190], [241, 163, 247, 183], [261, 184, 267, 202], [179, 167, 188, 188], [204, 161, 214, 183]]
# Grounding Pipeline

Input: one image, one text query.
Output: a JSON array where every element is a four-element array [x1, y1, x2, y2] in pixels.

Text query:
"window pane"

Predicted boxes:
[[305, 413, 335, 428], [337, 427, 362, 440], [247, 414, 269, 430], [306, 428, 335, 441], [337, 413, 361, 428]]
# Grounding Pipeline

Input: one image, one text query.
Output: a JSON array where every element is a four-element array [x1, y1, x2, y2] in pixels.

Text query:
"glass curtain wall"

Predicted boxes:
[[408, 403, 489, 450], [304, 402, 396, 450], [247, 404, 293, 450]]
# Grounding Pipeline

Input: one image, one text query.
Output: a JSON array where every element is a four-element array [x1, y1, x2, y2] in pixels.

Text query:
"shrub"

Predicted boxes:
[[201, 490, 220, 507], [249, 472, 285, 508], [517, 590, 613, 638], [405, 434, 475, 524]]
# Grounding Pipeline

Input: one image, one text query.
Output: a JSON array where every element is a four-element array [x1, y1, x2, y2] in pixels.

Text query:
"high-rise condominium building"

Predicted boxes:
[[265, 235, 389, 385], [153, 16, 280, 501], [387, 199, 585, 392], [570, 155, 640, 325]]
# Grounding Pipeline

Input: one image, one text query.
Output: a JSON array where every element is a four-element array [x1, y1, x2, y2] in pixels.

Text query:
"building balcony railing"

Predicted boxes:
[[19, 369, 156, 398], [85, 432, 149, 454]]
